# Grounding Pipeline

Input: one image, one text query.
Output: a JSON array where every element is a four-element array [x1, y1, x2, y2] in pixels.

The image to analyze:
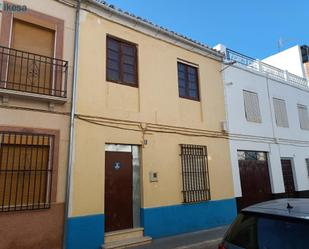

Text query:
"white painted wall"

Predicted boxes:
[[262, 45, 306, 78], [222, 58, 309, 197]]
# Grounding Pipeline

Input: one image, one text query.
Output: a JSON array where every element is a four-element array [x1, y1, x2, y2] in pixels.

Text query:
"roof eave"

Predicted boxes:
[[84, 0, 224, 62]]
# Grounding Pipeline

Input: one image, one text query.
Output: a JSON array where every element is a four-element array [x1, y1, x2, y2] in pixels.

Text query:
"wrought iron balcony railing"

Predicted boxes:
[[0, 45, 68, 98], [226, 48, 309, 89]]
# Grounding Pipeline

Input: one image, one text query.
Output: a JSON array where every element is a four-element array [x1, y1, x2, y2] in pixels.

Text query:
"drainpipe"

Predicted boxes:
[[63, 0, 81, 248]]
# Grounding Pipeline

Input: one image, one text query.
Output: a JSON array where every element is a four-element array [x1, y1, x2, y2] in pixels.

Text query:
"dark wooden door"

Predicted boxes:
[[238, 159, 272, 209], [105, 151, 133, 232], [281, 159, 296, 197]]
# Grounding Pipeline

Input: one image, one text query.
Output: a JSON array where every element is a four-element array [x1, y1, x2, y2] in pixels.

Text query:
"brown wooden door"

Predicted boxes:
[[281, 159, 296, 197], [105, 151, 133, 232], [8, 19, 55, 94], [239, 159, 272, 209]]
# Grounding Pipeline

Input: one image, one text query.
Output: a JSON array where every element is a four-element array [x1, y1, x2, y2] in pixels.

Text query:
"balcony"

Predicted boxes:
[[226, 49, 309, 89], [0, 45, 68, 103]]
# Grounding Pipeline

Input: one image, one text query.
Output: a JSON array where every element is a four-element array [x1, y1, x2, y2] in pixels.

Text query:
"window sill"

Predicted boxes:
[[0, 88, 67, 104], [179, 95, 200, 102], [106, 79, 139, 88], [246, 120, 262, 124], [182, 200, 210, 204]]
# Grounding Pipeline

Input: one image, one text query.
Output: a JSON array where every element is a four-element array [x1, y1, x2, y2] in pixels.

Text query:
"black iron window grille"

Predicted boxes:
[[0, 131, 54, 212], [180, 144, 210, 203], [0, 45, 68, 97]]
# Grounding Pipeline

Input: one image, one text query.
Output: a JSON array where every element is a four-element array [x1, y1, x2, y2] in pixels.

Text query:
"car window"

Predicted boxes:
[[258, 217, 308, 249], [224, 213, 309, 249], [225, 214, 258, 249]]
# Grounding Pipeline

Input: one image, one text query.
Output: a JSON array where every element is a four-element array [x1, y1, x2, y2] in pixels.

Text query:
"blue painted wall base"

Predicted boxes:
[[141, 198, 237, 238], [66, 214, 104, 249], [65, 199, 236, 248]]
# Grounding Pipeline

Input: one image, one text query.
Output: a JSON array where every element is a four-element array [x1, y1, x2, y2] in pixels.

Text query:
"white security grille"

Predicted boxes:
[[243, 90, 262, 123], [273, 98, 289, 127], [305, 159, 309, 177], [297, 104, 309, 130]]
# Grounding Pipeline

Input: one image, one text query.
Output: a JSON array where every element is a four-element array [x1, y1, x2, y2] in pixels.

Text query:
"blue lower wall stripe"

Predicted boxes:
[[65, 199, 236, 248], [66, 214, 104, 249], [141, 198, 237, 238]]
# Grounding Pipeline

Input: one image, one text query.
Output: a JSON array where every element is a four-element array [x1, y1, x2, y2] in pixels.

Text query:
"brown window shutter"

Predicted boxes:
[[0, 132, 52, 211]]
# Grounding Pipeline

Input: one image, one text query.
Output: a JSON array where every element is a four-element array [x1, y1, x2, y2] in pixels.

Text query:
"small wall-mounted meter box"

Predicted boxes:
[[149, 171, 159, 182]]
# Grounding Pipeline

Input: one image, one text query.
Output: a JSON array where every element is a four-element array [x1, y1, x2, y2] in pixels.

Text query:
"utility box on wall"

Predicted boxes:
[[149, 171, 159, 182]]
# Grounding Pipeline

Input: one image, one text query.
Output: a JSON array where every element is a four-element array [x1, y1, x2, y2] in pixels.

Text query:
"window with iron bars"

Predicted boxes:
[[180, 144, 210, 203], [0, 131, 54, 212]]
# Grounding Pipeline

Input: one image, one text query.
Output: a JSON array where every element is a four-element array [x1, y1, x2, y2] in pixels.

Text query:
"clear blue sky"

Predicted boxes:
[[105, 0, 308, 59]]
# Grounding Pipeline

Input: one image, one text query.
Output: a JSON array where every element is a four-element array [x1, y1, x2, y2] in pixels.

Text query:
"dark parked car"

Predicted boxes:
[[218, 199, 309, 249]]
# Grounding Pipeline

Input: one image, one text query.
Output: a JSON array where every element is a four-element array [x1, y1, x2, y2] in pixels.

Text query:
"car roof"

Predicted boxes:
[[242, 198, 309, 220]]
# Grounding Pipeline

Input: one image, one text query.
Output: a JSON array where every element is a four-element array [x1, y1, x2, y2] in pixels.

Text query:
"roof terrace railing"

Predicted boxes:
[[226, 48, 309, 89]]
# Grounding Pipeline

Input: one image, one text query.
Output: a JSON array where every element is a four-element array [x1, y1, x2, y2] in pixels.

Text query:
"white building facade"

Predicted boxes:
[[262, 45, 309, 79], [215, 44, 309, 210]]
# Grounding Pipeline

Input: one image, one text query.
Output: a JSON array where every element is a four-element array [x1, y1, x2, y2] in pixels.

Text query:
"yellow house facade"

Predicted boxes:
[[0, 0, 75, 248], [66, 1, 236, 249]]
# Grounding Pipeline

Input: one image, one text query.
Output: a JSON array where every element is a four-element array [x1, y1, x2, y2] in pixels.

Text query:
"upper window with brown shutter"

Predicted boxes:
[[177, 62, 199, 101], [106, 36, 138, 87]]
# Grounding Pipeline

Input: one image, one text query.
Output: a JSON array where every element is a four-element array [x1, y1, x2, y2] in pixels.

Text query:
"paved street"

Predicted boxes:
[[131, 226, 228, 249]]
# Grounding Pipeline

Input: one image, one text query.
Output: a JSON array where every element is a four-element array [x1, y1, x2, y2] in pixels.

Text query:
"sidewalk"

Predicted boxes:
[[131, 226, 228, 249]]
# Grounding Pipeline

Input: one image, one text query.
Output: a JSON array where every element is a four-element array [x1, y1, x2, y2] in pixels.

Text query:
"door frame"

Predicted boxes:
[[237, 150, 273, 210], [280, 157, 298, 192], [104, 144, 142, 230]]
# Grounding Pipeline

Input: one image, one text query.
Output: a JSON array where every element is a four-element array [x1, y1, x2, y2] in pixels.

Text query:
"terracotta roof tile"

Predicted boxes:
[[94, 0, 223, 57]]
